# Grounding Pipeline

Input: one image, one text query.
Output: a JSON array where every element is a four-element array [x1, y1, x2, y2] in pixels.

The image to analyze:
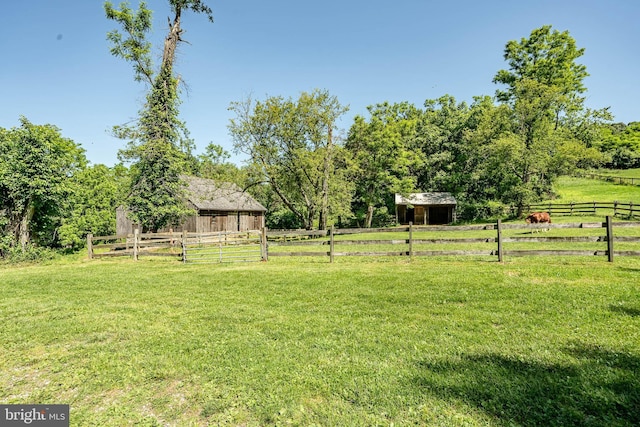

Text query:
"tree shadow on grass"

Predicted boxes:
[[610, 304, 640, 317], [414, 342, 640, 426]]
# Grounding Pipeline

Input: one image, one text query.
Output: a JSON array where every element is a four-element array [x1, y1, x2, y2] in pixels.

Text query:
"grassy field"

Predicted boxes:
[[595, 168, 640, 179], [1, 256, 639, 426], [550, 175, 640, 203], [2, 175, 640, 426]]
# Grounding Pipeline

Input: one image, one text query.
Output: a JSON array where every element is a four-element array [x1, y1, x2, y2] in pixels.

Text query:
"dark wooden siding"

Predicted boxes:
[[117, 208, 264, 234]]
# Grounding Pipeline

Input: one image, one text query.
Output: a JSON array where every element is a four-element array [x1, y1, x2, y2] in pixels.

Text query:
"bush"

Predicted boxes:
[[608, 148, 640, 169], [266, 209, 303, 230], [0, 237, 57, 264], [457, 200, 513, 222]]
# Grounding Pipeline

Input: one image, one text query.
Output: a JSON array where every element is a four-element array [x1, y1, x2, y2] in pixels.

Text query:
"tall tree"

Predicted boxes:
[[0, 118, 86, 252], [346, 102, 423, 227], [105, 0, 213, 231], [229, 90, 351, 230], [491, 26, 606, 213], [493, 25, 588, 116], [416, 95, 476, 194]]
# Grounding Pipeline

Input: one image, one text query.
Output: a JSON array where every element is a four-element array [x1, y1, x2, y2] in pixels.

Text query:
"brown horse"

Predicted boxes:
[[525, 212, 551, 232]]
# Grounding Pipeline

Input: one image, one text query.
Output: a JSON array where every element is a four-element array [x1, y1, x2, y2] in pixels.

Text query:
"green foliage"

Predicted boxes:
[[127, 142, 195, 232], [346, 101, 423, 227], [597, 122, 640, 168], [0, 241, 57, 264], [196, 142, 247, 184], [0, 117, 86, 251], [105, 0, 213, 232], [58, 164, 129, 248], [488, 26, 608, 213], [229, 89, 352, 229], [104, 0, 154, 84], [493, 24, 588, 111], [265, 208, 303, 229]]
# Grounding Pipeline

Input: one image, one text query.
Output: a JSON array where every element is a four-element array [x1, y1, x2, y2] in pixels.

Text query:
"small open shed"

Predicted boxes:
[[116, 176, 266, 235], [395, 192, 457, 225]]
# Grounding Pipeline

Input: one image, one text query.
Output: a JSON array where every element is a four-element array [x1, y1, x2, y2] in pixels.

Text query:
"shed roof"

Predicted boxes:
[[395, 192, 457, 206], [184, 176, 267, 212]]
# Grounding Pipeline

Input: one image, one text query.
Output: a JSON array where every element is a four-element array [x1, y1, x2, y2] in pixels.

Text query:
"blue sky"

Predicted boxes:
[[2, 0, 638, 166]]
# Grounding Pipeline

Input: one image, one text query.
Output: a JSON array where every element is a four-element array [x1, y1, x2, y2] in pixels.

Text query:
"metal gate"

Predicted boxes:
[[183, 231, 264, 264]]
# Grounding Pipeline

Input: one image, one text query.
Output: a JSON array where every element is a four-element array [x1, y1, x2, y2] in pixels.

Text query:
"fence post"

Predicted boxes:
[[330, 226, 335, 263], [409, 222, 413, 261], [219, 231, 223, 263], [593, 201, 597, 214], [497, 219, 503, 262], [87, 233, 93, 259], [181, 229, 188, 263], [614, 200, 618, 217], [133, 229, 139, 261], [261, 227, 268, 262], [570, 202, 574, 216], [606, 215, 614, 263], [630, 201, 634, 219]]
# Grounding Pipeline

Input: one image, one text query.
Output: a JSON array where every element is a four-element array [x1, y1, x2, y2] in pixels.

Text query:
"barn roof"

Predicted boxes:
[[395, 192, 457, 206], [184, 176, 266, 212]]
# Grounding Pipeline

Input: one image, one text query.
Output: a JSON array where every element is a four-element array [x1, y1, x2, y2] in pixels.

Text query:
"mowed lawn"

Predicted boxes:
[[1, 257, 639, 426]]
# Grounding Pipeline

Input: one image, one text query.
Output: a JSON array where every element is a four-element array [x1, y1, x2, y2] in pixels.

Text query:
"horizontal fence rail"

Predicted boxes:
[[182, 230, 264, 264], [581, 173, 640, 186], [88, 217, 640, 263], [265, 218, 640, 263], [87, 229, 266, 263], [523, 201, 640, 219]]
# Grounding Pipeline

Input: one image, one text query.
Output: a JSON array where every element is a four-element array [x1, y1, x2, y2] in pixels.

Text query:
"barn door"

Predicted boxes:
[[414, 206, 425, 225]]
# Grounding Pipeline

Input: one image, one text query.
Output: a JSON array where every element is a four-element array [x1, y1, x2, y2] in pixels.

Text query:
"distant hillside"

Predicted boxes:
[[549, 175, 640, 203]]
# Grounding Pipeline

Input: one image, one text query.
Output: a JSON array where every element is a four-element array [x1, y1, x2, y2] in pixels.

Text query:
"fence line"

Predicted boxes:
[[87, 229, 265, 263], [266, 218, 640, 263], [523, 201, 640, 219], [87, 218, 640, 263], [581, 173, 640, 186]]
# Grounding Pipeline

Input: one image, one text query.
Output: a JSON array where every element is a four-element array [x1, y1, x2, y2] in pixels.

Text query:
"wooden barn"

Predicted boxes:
[[116, 176, 266, 236], [395, 192, 457, 225]]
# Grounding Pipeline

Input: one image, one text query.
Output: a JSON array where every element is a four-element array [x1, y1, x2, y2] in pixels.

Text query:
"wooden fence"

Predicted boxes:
[[87, 230, 183, 260], [582, 173, 640, 186], [523, 201, 640, 219], [266, 217, 640, 263], [87, 229, 266, 263], [88, 217, 640, 263]]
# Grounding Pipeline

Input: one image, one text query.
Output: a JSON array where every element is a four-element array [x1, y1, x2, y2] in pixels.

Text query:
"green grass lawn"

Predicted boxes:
[[1, 257, 639, 426], [596, 168, 640, 179], [550, 176, 640, 203]]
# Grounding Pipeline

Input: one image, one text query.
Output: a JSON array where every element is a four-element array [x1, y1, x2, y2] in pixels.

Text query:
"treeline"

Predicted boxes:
[[597, 122, 640, 168], [2, 24, 639, 257]]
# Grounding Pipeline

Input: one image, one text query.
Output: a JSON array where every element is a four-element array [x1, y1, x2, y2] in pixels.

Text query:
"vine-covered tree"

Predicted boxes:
[[105, 0, 213, 231]]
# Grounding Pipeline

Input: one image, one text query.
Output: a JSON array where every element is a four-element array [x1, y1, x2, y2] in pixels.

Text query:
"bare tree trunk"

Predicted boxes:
[[163, 10, 182, 69], [319, 127, 332, 231], [365, 205, 374, 229], [18, 204, 35, 251]]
